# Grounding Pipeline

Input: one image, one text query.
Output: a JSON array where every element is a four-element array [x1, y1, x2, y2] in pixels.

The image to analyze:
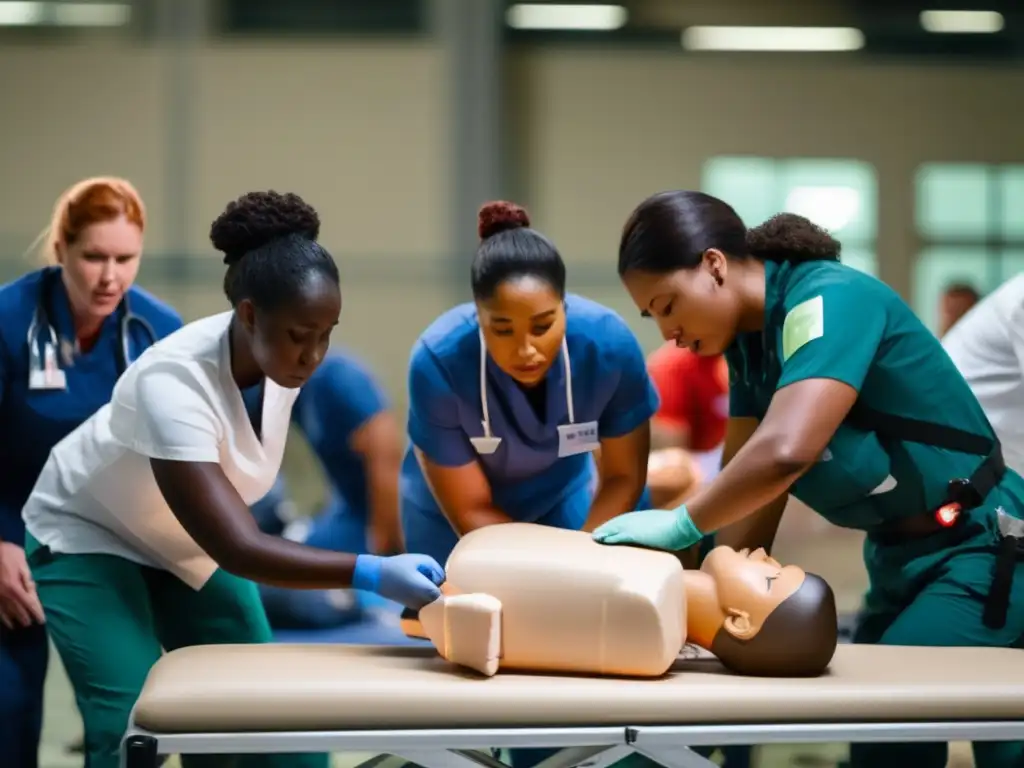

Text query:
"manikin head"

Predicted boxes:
[[697, 545, 837, 677]]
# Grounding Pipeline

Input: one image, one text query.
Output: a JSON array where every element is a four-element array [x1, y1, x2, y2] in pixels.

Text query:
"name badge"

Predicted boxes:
[[470, 422, 502, 455], [29, 343, 67, 391], [557, 421, 599, 458]]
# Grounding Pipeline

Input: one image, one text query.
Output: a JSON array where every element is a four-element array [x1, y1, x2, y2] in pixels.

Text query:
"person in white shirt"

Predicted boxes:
[[20, 190, 445, 768], [943, 273, 1024, 476]]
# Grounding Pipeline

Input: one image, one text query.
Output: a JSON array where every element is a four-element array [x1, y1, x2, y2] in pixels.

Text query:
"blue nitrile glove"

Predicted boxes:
[[591, 504, 704, 551], [352, 553, 445, 609]]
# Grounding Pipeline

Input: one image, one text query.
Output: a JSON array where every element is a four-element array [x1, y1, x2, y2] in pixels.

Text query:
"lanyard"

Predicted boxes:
[[477, 328, 574, 441]]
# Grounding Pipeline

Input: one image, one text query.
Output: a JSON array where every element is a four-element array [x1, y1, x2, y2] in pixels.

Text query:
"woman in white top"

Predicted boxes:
[[943, 273, 1024, 477], [21, 191, 445, 768]]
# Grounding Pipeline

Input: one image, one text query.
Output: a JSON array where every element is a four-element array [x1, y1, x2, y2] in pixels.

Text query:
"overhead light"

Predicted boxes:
[[682, 26, 865, 52], [0, 2, 45, 25], [52, 2, 129, 26], [0, 2, 130, 27], [506, 4, 627, 31], [785, 187, 861, 232], [919, 10, 1004, 34]]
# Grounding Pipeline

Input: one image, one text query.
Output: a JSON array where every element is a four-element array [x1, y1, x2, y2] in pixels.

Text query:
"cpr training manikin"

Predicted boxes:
[[401, 523, 838, 679]]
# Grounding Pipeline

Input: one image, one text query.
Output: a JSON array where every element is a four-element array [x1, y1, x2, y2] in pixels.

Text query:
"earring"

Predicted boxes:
[[714, 271, 723, 286]]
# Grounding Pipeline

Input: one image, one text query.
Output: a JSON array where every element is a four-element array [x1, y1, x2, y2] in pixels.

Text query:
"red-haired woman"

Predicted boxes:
[[0, 177, 183, 768]]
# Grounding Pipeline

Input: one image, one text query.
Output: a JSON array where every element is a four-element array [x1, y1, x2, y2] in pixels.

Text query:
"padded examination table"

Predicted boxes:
[[122, 643, 1024, 768]]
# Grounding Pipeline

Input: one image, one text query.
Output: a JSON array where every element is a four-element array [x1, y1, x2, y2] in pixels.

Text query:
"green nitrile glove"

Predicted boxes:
[[591, 504, 704, 551]]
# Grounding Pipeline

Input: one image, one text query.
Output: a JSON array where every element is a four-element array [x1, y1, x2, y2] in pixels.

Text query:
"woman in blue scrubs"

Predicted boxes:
[[0, 176, 182, 768], [401, 199, 659, 567], [250, 348, 404, 628]]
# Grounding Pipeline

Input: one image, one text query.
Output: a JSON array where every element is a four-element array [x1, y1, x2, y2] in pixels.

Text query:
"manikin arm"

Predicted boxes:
[[417, 592, 503, 677]]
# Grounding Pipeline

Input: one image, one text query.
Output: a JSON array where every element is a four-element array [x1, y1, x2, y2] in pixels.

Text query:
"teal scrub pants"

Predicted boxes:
[[25, 533, 330, 768], [850, 524, 1024, 768]]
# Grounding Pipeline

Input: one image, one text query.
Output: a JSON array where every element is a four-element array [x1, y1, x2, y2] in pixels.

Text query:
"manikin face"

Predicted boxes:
[[700, 545, 806, 640]]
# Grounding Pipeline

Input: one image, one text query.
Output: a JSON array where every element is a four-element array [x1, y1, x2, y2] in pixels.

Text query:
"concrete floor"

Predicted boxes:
[[36, 505, 974, 768]]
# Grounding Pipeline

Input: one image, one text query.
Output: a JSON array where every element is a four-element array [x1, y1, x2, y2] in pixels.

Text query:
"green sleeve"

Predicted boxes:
[[725, 347, 761, 418], [776, 279, 887, 393]]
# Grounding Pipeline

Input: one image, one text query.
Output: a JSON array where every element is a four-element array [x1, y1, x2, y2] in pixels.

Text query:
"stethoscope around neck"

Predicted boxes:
[[26, 266, 158, 390], [471, 328, 576, 455]]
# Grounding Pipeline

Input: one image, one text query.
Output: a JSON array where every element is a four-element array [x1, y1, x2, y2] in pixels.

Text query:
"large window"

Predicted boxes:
[[701, 157, 878, 277], [913, 163, 1024, 332]]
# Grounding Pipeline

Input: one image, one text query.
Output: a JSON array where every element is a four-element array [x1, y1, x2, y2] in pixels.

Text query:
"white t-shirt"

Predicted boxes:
[[22, 311, 299, 589], [943, 273, 1024, 477]]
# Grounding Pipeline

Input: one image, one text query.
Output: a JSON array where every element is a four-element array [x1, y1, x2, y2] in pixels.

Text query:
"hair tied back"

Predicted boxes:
[[478, 201, 530, 242]]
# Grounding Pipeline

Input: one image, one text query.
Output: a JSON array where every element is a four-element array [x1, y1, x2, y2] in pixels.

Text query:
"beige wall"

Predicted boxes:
[[2, 39, 1023, 400], [0, 40, 447, 258]]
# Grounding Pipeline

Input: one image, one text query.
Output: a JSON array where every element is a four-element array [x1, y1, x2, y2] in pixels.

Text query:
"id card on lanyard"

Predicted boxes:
[[557, 421, 599, 457], [29, 338, 67, 391], [554, 335, 598, 457]]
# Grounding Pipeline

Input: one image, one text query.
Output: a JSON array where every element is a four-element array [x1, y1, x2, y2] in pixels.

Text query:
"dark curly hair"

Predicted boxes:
[[210, 190, 339, 311], [617, 190, 841, 276], [470, 200, 566, 302]]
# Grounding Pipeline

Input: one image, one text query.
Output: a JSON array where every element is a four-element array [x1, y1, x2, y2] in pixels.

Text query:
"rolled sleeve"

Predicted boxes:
[[776, 284, 886, 394], [406, 343, 476, 467], [131, 362, 222, 462]]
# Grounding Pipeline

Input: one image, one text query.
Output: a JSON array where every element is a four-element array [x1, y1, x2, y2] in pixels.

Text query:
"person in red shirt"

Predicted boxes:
[[644, 343, 729, 508], [648, 342, 729, 450]]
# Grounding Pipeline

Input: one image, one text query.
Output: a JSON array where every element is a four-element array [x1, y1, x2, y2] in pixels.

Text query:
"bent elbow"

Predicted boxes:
[[765, 434, 820, 476], [206, 534, 265, 581]]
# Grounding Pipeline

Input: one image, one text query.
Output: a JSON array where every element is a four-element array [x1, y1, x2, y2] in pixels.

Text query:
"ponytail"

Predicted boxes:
[[745, 213, 840, 264]]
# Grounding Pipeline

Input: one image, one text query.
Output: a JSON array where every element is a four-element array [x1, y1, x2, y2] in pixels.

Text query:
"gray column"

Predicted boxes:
[[432, 0, 506, 297], [153, 0, 207, 266], [875, 154, 917, 301]]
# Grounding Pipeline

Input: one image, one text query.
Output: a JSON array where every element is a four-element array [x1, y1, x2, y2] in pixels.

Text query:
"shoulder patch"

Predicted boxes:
[[782, 295, 824, 361]]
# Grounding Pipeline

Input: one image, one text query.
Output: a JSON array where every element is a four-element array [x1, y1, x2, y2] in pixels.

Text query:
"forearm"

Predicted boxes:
[[447, 506, 515, 536], [684, 433, 808, 536], [368, 479, 399, 531], [713, 494, 789, 553], [650, 421, 690, 451], [217, 533, 359, 590], [582, 475, 643, 532], [366, 459, 402, 553]]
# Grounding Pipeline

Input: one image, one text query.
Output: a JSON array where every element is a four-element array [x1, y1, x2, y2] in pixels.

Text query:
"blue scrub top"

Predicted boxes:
[[241, 349, 390, 517], [401, 293, 659, 539], [0, 267, 182, 545]]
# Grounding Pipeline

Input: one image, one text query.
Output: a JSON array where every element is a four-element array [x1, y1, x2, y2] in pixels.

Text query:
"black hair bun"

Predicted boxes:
[[478, 200, 530, 242], [210, 190, 321, 265]]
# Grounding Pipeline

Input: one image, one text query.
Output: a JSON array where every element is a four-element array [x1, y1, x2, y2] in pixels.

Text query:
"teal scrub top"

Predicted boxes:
[[724, 258, 1024, 534]]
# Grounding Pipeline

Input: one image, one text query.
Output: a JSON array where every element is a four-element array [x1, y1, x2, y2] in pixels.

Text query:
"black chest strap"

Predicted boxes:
[[843, 401, 1021, 630], [843, 401, 1003, 509]]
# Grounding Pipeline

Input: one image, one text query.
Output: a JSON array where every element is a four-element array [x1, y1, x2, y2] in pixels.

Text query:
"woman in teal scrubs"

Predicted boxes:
[[593, 190, 1024, 768]]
